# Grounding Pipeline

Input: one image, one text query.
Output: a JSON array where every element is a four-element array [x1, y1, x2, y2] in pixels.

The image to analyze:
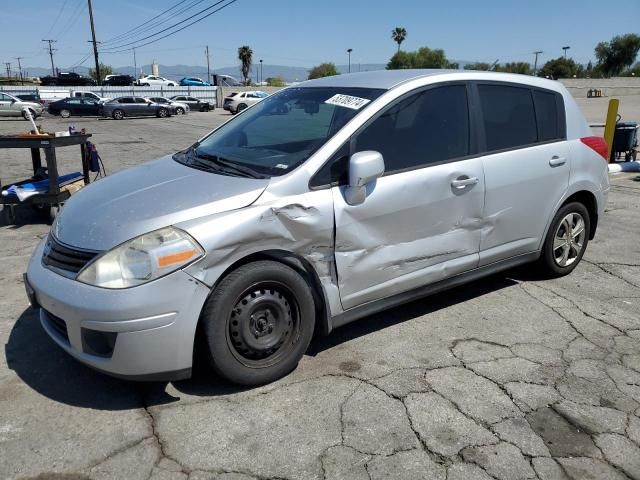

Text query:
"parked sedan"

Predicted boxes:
[[224, 90, 268, 114], [48, 97, 101, 118], [135, 75, 177, 87], [147, 97, 190, 115], [101, 96, 175, 120], [179, 77, 210, 87], [0, 92, 44, 119], [169, 95, 213, 112], [103, 74, 135, 86]]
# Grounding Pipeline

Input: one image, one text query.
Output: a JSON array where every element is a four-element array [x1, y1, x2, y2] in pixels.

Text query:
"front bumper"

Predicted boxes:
[[26, 239, 211, 380]]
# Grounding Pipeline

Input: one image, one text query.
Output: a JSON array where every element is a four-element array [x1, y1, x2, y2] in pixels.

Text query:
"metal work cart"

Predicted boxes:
[[0, 133, 92, 223]]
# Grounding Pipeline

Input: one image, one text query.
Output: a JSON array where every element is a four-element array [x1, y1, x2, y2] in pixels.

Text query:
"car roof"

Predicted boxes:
[[298, 69, 564, 92]]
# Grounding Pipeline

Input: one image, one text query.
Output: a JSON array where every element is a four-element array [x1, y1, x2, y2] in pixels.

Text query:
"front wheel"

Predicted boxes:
[[201, 261, 316, 386], [60, 109, 71, 118], [112, 109, 125, 120], [175, 107, 185, 115], [157, 107, 169, 118], [22, 109, 36, 120], [538, 202, 590, 277]]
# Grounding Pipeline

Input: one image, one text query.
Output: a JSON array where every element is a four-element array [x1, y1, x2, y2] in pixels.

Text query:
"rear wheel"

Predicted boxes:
[[201, 261, 316, 386], [237, 103, 248, 113], [538, 202, 590, 277], [60, 109, 71, 118], [112, 109, 125, 120]]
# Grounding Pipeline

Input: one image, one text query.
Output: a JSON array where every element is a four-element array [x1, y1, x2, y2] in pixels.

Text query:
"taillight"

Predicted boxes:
[[580, 136, 608, 160]]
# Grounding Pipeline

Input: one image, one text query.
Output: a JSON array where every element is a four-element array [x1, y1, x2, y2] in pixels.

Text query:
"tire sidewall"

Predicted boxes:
[[541, 202, 590, 276], [202, 261, 316, 385], [60, 109, 71, 118]]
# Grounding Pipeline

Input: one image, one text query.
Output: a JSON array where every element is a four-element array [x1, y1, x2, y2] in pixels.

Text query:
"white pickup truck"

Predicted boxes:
[[39, 89, 110, 105]]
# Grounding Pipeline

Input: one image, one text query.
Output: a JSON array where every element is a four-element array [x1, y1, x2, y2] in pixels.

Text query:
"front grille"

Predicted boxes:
[[42, 235, 99, 274], [43, 310, 69, 342]]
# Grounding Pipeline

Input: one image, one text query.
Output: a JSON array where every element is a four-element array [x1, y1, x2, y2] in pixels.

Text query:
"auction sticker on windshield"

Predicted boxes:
[[325, 94, 371, 110]]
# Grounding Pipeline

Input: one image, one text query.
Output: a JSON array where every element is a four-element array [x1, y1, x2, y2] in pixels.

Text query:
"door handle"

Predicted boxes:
[[451, 176, 479, 189], [549, 156, 566, 167]]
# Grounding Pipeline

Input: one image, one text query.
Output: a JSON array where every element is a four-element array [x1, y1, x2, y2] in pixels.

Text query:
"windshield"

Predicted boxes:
[[181, 87, 384, 177]]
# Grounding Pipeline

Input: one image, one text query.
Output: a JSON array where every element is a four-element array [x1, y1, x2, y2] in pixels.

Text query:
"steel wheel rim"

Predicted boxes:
[[226, 281, 300, 368], [553, 212, 586, 267]]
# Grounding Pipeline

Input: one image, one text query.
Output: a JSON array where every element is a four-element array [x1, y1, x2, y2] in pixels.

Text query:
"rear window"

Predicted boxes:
[[533, 90, 565, 142], [478, 84, 537, 151]]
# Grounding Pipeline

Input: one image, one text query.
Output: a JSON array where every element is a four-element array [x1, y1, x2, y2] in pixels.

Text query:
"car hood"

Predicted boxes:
[[53, 155, 269, 251]]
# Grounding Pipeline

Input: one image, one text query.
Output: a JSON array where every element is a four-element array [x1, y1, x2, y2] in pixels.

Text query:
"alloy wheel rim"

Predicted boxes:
[[553, 212, 586, 267], [227, 281, 299, 368]]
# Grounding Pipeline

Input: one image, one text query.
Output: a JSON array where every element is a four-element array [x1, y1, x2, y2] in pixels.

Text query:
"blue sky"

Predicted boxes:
[[1, 0, 639, 71]]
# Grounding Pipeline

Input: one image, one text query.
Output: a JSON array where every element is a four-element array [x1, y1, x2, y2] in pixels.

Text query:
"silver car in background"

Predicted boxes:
[[101, 96, 176, 119], [147, 97, 190, 115], [0, 92, 44, 119], [26, 70, 609, 386]]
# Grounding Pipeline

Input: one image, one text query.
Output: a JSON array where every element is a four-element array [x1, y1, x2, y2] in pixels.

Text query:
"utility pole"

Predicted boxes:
[[562, 46, 570, 58], [347, 48, 353, 73], [205, 45, 211, 83], [42, 39, 57, 75], [87, 0, 101, 83], [4, 62, 11, 79], [133, 47, 137, 79], [13, 57, 23, 84], [259, 59, 263, 84], [533, 51, 543, 75]]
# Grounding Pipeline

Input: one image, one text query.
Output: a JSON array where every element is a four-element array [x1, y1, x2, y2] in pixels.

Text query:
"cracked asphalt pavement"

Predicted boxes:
[[1, 103, 640, 480]]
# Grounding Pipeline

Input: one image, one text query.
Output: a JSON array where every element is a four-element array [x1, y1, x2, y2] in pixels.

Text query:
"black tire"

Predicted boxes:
[[237, 103, 247, 113], [60, 109, 71, 118], [112, 109, 125, 120], [168, 83, 176, 86], [538, 202, 590, 277], [22, 109, 36, 120], [201, 260, 316, 386], [157, 107, 169, 118], [176, 107, 185, 115]]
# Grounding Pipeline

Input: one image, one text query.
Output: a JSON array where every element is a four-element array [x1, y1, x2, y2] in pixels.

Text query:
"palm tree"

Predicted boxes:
[[391, 27, 407, 53], [238, 45, 253, 85]]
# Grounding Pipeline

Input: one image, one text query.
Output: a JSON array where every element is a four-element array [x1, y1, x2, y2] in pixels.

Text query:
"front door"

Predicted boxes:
[[332, 83, 486, 310]]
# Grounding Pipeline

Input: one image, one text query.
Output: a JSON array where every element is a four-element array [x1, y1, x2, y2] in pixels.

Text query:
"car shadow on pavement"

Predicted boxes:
[[5, 272, 520, 410]]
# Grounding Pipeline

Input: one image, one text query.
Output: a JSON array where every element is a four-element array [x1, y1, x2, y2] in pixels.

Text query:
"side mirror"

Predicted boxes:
[[345, 151, 385, 206]]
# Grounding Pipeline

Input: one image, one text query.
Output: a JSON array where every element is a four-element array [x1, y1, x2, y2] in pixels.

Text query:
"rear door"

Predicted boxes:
[[330, 83, 485, 309], [474, 82, 570, 265], [0, 93, 13, 116]]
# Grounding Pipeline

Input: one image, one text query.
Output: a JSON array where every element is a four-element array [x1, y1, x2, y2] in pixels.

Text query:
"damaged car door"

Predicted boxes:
[[332, 83, 485, 310]]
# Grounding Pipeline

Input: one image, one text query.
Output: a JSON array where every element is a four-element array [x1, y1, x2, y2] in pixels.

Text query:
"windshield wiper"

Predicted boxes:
[[193, 149, 267, 179]]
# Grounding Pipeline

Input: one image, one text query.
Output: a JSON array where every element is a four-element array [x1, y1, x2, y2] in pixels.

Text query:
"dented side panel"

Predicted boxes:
[[332, 158, 485, 310], [178, 189, 342, 317]]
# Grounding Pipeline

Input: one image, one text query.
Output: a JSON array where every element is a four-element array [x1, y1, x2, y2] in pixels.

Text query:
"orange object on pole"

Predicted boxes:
[[603, 99, 619, 163]]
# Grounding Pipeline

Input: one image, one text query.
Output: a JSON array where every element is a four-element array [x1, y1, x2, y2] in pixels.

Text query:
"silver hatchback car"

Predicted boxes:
[[26, 70, 609, 385]]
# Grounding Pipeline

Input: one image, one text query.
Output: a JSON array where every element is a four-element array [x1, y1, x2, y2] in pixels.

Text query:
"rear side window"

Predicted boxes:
[[478, 84, 537, 151], [533, 90, 565, 141], [355, 85, 470, 173]]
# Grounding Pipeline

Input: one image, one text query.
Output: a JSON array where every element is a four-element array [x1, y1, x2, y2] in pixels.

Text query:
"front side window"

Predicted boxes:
[[354, 84, 470, 173], [178, 87, 384, 177], [478, 84, 537, 151]]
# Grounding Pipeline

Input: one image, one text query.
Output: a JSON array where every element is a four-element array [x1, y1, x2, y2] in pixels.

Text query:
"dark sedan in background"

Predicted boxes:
[[169, 95, 213, 112], [48, 97, 101, 118], [101, 96, 177, 120]]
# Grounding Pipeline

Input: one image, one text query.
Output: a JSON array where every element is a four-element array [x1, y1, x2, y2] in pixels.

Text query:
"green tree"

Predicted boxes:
[[266, 76, 286, 87], [595, 34, 640, 77], [464, 62, 492, 71], [391, 27, 407, 53], [622, 63, 640, 77], [88, 63, 113, 83], [308, 62, 338, 79], [495, 62, 533, 75], [386, 46, 455, 70], [537, 57, 578, 78], [238, 45, 253, 85]]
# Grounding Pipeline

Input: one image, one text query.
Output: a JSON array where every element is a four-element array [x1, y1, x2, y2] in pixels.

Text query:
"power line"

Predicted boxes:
[[101, 0, 204, 46], [45, 0, 70, 38], [57, 0, 87, 41], [100, 0, 237, 52]]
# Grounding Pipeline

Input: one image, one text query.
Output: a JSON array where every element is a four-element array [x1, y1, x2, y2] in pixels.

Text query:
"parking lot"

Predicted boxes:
[[1, 101, 640, 480]]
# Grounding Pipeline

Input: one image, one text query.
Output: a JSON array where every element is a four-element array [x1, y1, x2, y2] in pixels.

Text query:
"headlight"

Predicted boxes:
[[77, 227, 204, 289]]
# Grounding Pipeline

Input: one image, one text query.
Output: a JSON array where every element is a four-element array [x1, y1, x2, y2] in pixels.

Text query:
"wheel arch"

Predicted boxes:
[[198, 249, 333, 339], [561, 190, 598, 240]]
